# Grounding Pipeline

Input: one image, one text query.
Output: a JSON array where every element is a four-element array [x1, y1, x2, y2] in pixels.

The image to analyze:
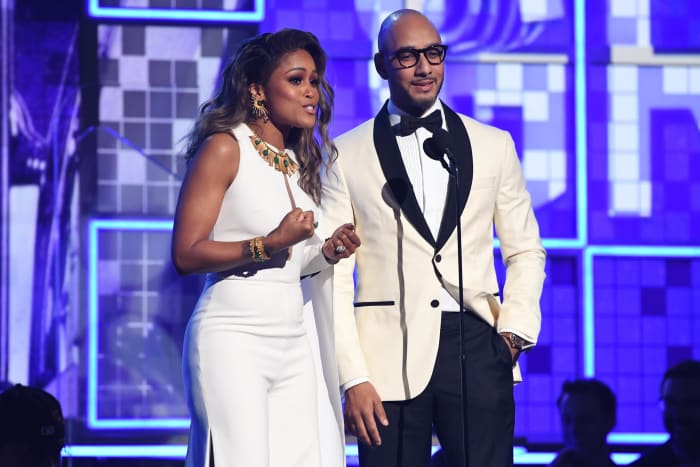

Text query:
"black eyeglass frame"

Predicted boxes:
[[387, 44, 449, 69]]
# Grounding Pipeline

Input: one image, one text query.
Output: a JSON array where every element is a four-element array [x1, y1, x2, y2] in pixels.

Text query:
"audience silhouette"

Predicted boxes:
[[0, 384, 65, 467], [629, 360, 700, 467], [549, 379, 617, 467]]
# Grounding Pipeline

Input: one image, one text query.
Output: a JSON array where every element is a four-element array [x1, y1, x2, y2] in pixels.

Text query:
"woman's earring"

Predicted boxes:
[[250, 94, 269, 122]]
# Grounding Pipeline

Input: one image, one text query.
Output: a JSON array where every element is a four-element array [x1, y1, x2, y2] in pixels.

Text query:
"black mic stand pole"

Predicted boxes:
[[449, 157, 470, 467], [425, 132, 470, 467]]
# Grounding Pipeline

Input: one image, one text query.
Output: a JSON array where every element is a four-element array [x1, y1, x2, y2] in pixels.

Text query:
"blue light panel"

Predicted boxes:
[[574, 0, 588, 247], [64, 445, 186, 458], [609, 433, 670, 445], [583, 245, 700, 378], [581, 246, 700, 444], [87, 218, 188, 429], [86, 0, 264, 23], [612, 453, 642, 464], [84, 0, 697, 441], [63, 444, 640, 464], [583, 247, 596, 377], [85, 222, 698, 440]]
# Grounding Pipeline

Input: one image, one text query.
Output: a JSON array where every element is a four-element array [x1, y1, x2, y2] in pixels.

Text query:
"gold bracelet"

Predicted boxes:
[[255, 237, 271, 261], [248, 238, 258, 261], [250, 236, 271, 262]]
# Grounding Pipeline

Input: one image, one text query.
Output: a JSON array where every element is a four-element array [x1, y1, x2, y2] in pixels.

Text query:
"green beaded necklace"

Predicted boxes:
[[249, 134, 298, 176]]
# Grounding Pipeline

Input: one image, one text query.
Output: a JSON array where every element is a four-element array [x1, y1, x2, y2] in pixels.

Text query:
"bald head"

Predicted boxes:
[[377, 9, 440, 54]]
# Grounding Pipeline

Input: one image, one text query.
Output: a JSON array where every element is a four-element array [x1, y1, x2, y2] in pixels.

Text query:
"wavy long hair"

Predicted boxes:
[[184, 29, 336, 204]]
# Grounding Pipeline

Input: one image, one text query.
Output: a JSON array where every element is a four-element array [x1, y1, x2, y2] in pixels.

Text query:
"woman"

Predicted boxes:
[[172, 29, 359, 467]]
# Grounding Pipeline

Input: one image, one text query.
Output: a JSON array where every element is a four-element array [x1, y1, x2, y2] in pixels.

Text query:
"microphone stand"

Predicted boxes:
[[449, 157, 470, 467], [425, 132, 469, 467]]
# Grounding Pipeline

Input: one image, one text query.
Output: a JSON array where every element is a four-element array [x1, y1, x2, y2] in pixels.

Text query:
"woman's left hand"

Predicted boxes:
[[322, 223, 360, 263]]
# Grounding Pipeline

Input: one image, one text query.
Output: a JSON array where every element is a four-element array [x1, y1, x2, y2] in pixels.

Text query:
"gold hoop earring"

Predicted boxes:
[[250, 94, 269, 122]]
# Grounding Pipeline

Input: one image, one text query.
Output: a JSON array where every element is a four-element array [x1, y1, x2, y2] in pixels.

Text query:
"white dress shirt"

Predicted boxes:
[[387, 100, 461, 313]]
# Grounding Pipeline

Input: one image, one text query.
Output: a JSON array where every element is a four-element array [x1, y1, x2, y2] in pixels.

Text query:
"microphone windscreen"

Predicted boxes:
[[431, 128, 451, 153], [423, 137, 443, 162]]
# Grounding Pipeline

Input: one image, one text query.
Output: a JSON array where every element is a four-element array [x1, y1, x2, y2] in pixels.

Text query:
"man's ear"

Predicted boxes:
[[374, 53, 388, 80]]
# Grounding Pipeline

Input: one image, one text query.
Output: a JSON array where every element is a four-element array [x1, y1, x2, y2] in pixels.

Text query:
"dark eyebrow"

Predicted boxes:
[[285, 67, 318, 74]]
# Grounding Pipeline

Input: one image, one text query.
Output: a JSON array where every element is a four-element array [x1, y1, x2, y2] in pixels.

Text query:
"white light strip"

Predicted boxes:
[[62, 444, 643, 463]]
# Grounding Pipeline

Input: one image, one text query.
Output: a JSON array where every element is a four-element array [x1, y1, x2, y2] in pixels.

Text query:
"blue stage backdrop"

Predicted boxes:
[[1, 0, 698, 457]]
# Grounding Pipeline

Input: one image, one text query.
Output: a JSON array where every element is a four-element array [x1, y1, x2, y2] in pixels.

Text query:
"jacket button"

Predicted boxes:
[[435, 254, 442, 263], [430, 299, 440, 308]]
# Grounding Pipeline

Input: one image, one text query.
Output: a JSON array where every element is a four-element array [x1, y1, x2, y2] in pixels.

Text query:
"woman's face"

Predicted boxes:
[[260, 49, 320, 132]]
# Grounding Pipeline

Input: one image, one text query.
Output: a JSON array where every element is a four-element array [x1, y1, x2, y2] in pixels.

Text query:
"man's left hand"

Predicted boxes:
[[500, 333, 520, 365]]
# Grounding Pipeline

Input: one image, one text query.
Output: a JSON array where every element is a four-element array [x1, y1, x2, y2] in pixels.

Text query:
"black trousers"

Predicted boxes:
[[358, 311, 515, 467]]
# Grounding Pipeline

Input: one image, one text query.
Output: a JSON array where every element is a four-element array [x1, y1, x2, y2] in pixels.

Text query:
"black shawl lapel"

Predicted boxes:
[[373, 102, 435, 246], [435, 101, 473, 250]]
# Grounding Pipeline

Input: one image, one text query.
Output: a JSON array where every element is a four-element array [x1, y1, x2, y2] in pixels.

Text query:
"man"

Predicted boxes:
[[0, 384, 65, 467], [321, 9, 546, 467], [630, 360, 700, 467], [549, 379, 617, 467]]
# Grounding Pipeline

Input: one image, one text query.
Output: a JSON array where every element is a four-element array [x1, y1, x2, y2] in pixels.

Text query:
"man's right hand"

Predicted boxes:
[[343, 382, 389, 447]]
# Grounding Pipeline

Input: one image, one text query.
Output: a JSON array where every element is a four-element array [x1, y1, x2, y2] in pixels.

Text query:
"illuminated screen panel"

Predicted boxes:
[[650, 1, 700, 52], [444, 60, 578, 241], [85, 0, 700, 449], [96, 24, 236, 216], [87, 0, 264, 22], [586, 0, 700, 244], [587, 63, 700, 245], [261, 0, 576, 57], [60, 444, 644, 465], [87, 219, 202, 428], [494, 253, 582, 440], [586, 249, 700, 435]]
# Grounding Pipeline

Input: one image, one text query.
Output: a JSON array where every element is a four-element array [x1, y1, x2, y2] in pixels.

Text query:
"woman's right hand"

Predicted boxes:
[[265, 208, 316, 253]]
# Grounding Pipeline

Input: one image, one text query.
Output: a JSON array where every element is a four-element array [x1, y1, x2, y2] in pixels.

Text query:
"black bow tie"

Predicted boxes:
[[397, 110, 442, 136]]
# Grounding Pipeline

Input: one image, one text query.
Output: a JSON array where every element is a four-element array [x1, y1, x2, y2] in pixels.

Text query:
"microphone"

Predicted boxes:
[[429, 128, 455, 164], [423, 128, 455, 174]]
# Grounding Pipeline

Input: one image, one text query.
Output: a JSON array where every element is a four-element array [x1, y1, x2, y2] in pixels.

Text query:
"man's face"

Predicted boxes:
[[559, 392, 613, 454], [375, 13, 445, 116], [661, 376, 700, 452]]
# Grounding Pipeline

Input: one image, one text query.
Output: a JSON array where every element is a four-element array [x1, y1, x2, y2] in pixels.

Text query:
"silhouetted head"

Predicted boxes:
[[659, 360, 700, 456], [0, 384, 65, 466], [557, 379, 616, 454]]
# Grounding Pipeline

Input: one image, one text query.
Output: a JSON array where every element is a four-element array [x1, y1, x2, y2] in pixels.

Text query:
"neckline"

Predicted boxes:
[[248, 133, 298, 176]]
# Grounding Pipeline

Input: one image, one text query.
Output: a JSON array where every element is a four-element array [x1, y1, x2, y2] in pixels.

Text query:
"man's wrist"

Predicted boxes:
[[500, 332, 530, 352]]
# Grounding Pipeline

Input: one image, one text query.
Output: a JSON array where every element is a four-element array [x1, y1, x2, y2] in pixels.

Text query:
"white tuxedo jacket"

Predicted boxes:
[[321, 102, 546, 401]]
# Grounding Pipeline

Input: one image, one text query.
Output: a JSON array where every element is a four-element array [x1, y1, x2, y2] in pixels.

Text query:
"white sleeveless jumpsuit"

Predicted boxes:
[[183, 124, 341, 467]]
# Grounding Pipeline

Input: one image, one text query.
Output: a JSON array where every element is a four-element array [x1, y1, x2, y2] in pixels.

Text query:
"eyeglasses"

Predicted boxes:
[[388, 44, 448, 69]]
